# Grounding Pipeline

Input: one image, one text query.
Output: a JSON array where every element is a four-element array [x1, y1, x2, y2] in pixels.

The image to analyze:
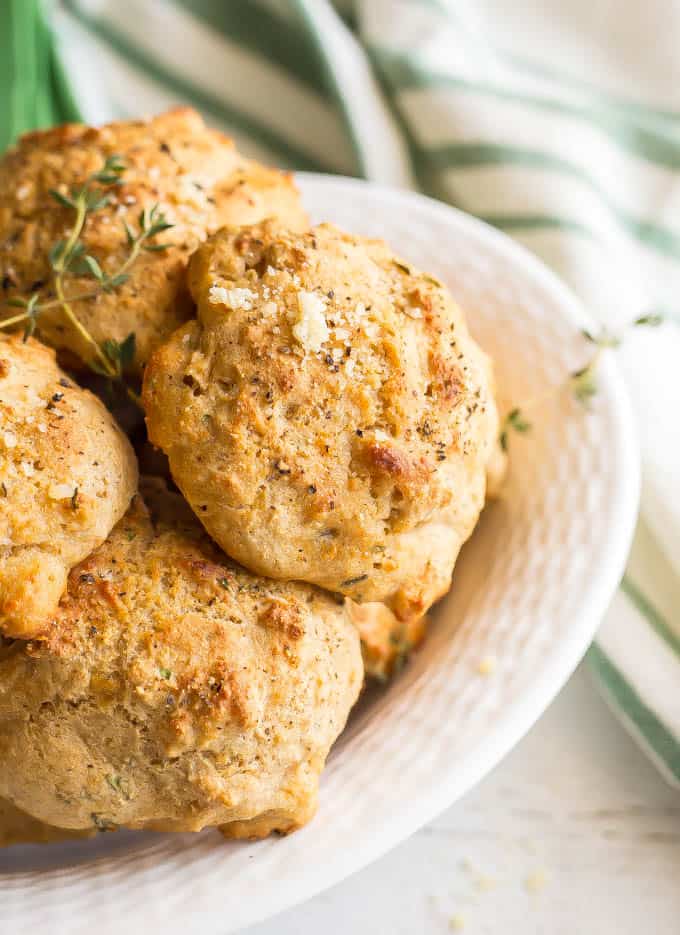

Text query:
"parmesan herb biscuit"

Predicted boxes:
[[0, 108, 307, 373], [0, 335, 137, 638], [0, 479, 362, 838], [143, 222, 502, 634]]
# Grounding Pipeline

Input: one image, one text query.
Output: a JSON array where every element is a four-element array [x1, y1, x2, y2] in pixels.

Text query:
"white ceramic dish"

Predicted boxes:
[[0, 176, 639, 935]]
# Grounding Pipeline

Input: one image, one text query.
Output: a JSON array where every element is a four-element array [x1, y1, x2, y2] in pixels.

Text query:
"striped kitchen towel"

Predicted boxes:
[[2, 0, 679, 783]]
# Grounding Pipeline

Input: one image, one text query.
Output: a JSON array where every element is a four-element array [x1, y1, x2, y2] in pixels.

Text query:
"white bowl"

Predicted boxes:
[[0, 176, 639, 935]]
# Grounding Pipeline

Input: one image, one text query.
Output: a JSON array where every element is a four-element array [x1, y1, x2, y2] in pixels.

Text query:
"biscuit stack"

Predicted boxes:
[[0, 110, 502, 846]]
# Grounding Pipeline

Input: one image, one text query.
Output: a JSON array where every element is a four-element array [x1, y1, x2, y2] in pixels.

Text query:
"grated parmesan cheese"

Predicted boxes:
[[208, 284, 255, 310], [293, 291, 329, 352], [49, 482, 76, 501]]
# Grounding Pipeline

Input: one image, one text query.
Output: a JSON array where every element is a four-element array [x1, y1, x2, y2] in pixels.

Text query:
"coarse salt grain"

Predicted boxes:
[[20, 462, 34, 477], [2, 432, 17, 449]]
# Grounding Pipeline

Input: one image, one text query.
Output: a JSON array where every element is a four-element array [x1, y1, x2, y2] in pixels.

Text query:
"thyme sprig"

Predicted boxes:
[[500, 313, 666, 450], [569, 313, 665, 407], [499, 407, 531, 453], [0, 155, 173, 395]]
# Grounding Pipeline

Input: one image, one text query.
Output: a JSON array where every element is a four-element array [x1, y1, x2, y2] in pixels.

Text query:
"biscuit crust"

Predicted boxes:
[[0, 480, 362, 838], [0, 335, 137, 638], [143, 222, 501, 628]]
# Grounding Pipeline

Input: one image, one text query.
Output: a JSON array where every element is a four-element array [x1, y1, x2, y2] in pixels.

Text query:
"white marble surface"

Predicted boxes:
[[248, 663, 680, 935]]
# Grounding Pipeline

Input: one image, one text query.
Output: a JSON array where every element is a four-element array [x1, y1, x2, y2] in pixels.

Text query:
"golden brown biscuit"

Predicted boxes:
[[0, 479, 362, 838], [0, 797, 93, 847], [0, 335, 137, 638], [143, 222, 501, 633], [0, 108, 307, 373]]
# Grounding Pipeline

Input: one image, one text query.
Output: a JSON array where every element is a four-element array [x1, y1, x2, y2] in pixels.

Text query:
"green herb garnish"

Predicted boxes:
[[0, 155, 173, 402], [500, 312, 668, 445], [499, 407, 531, 452], [106, 774, 124, 795]]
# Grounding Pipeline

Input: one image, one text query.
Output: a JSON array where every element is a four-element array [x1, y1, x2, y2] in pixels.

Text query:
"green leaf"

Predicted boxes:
[[102, 272, 130, 292], [90, 154, 126, 184], [507, 407, 531, 433], [86, 191, 111, 213], [158, 667, 172, 680], [102, 338, 122, 364], [582, 327, 620, 349], [100, 333, 135, 375], [49, 188, 76, 210], [106, 775, 124, 795], [498, 406, 531, 451], [75, 254, 104, 281], [6, 296, 28, 308], [148, 220, 173, 236], [48, 239, 67, 269], [89, 358, 111, 377], [118, 333, 136, 369], [570, 361, 599, 406], [634, 313, 664, 327], [104, 154, 126, 173], [143, 243, 171, 252], [61, 241, 86, 273], [123, 221, 135, 247]]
